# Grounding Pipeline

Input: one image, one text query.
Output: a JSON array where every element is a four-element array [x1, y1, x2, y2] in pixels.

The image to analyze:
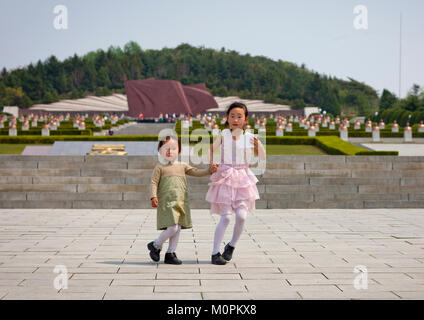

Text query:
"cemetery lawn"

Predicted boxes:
[[0, 144, 53, 154]]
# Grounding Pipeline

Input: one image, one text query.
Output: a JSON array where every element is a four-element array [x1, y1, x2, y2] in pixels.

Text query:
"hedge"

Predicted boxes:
[[265, 136, 397, 155]]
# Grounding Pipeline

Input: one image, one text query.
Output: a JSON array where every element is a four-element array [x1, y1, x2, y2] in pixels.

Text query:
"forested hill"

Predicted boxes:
[[0, 41, 379, 117]]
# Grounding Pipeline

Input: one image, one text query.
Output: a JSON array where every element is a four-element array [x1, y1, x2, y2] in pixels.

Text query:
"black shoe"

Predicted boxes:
[[164, 252, 182, 265], [211, 252, 227, 265], [222, 243, 235, 261], [147, 241, 161, 262]]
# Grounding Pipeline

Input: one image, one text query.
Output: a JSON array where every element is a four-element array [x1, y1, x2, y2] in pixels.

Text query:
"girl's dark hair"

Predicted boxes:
[[225, 102, 249, 126], [158, 135, 181, 154]]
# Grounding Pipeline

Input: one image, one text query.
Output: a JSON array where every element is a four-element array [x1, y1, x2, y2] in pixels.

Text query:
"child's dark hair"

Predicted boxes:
[[225, 102, 249, 126], [158, 135, 181, 154]]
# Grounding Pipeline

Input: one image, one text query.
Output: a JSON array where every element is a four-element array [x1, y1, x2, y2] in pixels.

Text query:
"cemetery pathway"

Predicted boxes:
[[0, 208, 423, 300]]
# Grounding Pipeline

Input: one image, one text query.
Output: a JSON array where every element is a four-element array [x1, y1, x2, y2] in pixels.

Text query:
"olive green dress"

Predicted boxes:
[[150, 161, 210, 230]]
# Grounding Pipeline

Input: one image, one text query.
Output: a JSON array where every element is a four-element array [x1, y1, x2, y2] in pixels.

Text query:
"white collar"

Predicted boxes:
[[158, 154, 178, 166]]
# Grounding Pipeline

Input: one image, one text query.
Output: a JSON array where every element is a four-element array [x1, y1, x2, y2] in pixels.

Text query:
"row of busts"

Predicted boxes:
[[194, 113, 300, 123], [4, 112, 126, 135], [73, 119, 87, 130], [110, 114, 119, 125], [73, 114, 88, 130], [2, 113, 65, 128], [2, 112, 125, 123], [7, 120, 61, 136], [93, 116, 105, 127], [184, 114, 424, 135], [363, 120, 423, 132]]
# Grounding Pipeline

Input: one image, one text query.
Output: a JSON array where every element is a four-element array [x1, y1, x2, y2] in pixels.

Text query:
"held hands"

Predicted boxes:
[[209, 163, 219, 174], [250, 137, 259, 154], [250, 136, 265, 160], [151, 197, 158, 208]]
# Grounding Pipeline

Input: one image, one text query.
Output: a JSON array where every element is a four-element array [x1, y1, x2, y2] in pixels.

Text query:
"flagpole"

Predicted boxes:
[[399, 12, 402, 99]]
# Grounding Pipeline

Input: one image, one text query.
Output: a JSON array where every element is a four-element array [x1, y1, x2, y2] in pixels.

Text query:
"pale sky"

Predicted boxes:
[[0, 0, 423, 98]]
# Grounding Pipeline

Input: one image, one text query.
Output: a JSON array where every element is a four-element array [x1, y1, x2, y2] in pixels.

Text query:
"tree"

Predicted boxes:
[[0, 41, 383, 116], [409, 84, 421, 97], [96, 66, 111, 87], [81, 59, 97, 91], [379, 89, 397, 110], [292, 98, 306, 110], [1, 86, 32, 108], [124, 41, 142, 56]]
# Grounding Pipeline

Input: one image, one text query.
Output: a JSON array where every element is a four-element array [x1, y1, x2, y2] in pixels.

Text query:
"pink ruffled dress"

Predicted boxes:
[[205, 129, 260, 215]]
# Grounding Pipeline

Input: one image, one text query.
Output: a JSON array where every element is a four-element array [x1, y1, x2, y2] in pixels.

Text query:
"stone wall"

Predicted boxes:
[[1, 155, 423, 209]]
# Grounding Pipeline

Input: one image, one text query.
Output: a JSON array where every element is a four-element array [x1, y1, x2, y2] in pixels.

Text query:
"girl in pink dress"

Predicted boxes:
[[206, 102, 266, 265]]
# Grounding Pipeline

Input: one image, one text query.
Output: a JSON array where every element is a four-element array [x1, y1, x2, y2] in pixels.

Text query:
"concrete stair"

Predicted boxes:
[[1, 155, 424, 209]]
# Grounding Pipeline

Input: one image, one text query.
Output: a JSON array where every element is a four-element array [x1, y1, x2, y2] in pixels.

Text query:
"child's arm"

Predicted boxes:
[[210, 133, 222, 154], [209, 133, 222, 163], [150, 165, 161, 207], [184, 163, 213, 177]]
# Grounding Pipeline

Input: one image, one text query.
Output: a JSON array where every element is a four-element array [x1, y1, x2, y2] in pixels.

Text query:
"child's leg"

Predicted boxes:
[[212, 215, 231, 255], [154, 224, 180, 249], [167, 224, 182, 253], [229, 207, 248, 247]]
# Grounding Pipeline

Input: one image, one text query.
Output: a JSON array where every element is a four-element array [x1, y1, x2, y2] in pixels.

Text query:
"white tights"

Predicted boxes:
[[154, 224, 181, 253], [212, 207, 248, 255]]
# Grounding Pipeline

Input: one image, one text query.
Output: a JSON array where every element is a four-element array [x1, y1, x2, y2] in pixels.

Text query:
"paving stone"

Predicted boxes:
[[391, 291, 424, 299], [103, 292, 202, 300], [0, 208, 423, 299]]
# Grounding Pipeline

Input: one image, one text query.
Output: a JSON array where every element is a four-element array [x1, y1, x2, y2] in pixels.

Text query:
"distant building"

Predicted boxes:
[[2, 106, 19, 117], [304, 107, 319, 118]]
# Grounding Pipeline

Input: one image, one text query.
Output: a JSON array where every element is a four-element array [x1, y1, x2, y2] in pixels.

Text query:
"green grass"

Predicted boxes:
[[0, 144, 53, 155]]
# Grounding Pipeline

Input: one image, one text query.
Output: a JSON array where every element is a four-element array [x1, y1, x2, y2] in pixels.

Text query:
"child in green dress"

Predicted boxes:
[[148, 136, 217, 264]]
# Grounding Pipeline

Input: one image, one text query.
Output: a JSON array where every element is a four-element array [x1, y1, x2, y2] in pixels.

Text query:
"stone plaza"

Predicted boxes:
[[0, 208, 423, 300]]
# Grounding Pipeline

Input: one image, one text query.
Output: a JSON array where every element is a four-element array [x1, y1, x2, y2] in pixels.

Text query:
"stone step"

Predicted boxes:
[[1, 191, 418, 202], [0, 184, 149, 192], [0, 160, 158, 170], [1, 197, 424, 209], [266, 200, 365, 209], [265, 185, 359, 193], [309, 178, 401, 186], [0, 176, 126, 184], [2, 176, 411, 187], [358, 185, 424, 194], [0, 200, 151, 209], [304, 162, 393, 170], [0, 169, 82, 176], [313, 193, 410, 201], [1, 168, 423, 179]]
